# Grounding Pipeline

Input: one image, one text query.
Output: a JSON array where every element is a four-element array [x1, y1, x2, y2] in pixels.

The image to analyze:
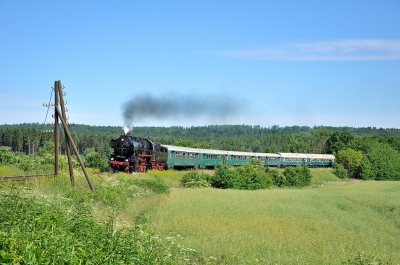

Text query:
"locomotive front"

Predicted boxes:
[[109, 135, 134, 172], [109, 134, 167, 173]]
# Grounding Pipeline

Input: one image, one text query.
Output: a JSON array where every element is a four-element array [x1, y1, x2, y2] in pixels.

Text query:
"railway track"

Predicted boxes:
[[0, 174, 56, 181], [0, 172, 107, 182]]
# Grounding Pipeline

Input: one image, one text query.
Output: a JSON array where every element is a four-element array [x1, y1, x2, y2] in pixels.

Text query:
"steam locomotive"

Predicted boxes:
[[108, 134, 167, 173], [109, 134, 335, 173]]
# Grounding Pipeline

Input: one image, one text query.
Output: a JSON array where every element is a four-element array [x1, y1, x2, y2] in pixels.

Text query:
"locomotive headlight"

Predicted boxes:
[[111, 158, 114, 161], [125, 159, 129, 162]]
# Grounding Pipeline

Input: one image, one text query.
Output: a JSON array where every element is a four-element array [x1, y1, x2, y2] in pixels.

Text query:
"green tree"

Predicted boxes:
[[172, 139, 197, 148], [209, 164, 236, 189], [0, 146, 17, 164], [268, 168, 286, 187], [180, 171, 211, 188], [358, 155, 374, 180], [84, 148, 108, 171], [210, 160, 272, 190], [327, 131, 356, 154], [283, 166, 312, 188], [360, 142, 400, 180], [334, 163, 348, 179], [232, 159, 273, 190], [336, 148, 363, 178], [36, 141, 55, 157], [310, 127, 331, 154]]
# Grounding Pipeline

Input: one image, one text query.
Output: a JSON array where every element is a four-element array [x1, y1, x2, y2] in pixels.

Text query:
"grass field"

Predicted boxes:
[[1, 167, 399, 264], [144, 172, 400, 264]]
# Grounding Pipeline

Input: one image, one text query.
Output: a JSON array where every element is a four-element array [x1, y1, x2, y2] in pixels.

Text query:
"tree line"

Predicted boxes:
[[2, 123, 400, 138], [1, 123, 400, 180]]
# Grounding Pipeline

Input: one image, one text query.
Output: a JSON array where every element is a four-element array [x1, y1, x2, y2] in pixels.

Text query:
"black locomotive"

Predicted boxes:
[[109, 134, 167, 173]]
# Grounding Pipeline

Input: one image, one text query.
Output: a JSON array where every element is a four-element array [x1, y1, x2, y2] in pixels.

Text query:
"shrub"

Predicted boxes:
[[358, 156, 374, 180], [209, 164, 236, 189], [132, 176, 170, 194], [181, 171, 211, 188], [361, 142, 400, 181], [336, 148, 363, 178], [283, 166, 312, 188], [334, 163, 348, 179], [268, 168, 286, 187], [233, 161, 273, 190], [298, 166, 312, 186], [284, 167, 299, 187], [0, 188, 201, 264], [209, 160, 272, 190], [0, 146, 17, 164], [84, 150, 109, 172], [35, 141, 54, 157]]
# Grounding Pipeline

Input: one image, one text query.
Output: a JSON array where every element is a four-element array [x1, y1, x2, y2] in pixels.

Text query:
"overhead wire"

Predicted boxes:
[[43, 86, 54, 125]]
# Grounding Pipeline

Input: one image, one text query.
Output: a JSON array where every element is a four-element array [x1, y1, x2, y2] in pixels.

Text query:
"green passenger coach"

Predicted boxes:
[[162, 145, 334, 169]]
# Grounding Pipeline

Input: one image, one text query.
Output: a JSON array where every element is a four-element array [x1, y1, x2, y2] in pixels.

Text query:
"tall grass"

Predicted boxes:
[[145, 181, 400, 264], [0, 165, 26, 177], [0, 172, 208, 264], [1, 167, 398, 264]]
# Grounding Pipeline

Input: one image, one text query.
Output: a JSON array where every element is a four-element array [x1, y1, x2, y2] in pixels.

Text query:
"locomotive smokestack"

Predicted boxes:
[[122, 92, 244, 128]]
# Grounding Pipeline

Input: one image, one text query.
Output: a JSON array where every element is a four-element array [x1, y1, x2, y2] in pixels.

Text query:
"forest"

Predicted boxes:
[[1, 123, 400, 180]]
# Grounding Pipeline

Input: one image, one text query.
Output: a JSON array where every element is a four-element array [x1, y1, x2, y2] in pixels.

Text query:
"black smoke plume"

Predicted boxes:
[[122, 93, 244, 133]]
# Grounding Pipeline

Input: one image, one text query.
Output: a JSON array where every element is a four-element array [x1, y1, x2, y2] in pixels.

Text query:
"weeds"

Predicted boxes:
[[0, 177, 212, 264]]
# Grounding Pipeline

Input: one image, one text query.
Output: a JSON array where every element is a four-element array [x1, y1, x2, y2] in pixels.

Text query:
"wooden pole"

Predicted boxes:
[[55, 106, 94, 191], [57, 80, 75, 187], [54, 81, 59, 175]]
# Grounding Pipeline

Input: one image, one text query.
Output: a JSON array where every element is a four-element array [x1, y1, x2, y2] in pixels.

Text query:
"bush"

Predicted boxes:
[[268, 168, 286, 187], [334, 164, 348, 179], [0, 188, 200, 264], [336, 148, 363, 179], [209, 164, 236, 189], [360, 142, 400, 181], [284, 167, 299, 187], [233, 162, 273, 190], [209, 160, 272, 190], [358, 156, 374, 180], [132, 176, 170, 194], [84, 150, 109, 172], [0, 146, 17, 164], [181, 171, 211, 188], [283, 166, 312, 188]]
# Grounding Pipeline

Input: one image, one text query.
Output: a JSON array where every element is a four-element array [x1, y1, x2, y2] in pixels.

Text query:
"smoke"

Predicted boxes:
[[122, 93, 245, 132], [123, 125, 131, 135]]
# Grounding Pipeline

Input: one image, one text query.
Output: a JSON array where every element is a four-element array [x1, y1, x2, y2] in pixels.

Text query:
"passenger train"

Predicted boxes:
[[108, 134, 335, 173]]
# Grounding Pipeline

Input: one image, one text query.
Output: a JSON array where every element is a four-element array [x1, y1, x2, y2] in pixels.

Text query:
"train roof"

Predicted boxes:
[[278, 153, 308, 158], [278, 153, 335, 159], [161, 145, 280, 157], [306, 154, 335, 159], [161, 145, 334, 159]]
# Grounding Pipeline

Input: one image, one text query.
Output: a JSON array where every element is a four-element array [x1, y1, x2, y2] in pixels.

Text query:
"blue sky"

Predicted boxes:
[[1, 0, 400, 129]]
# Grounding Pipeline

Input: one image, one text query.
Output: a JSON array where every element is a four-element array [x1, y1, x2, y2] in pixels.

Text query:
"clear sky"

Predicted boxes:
[[1, 0, 400, 129]]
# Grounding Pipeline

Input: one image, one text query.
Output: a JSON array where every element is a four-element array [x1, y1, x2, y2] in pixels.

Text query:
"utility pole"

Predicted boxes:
[[54, 81, 59, 175], [57, 81, 75, 186], [50, 80, 94, 191]]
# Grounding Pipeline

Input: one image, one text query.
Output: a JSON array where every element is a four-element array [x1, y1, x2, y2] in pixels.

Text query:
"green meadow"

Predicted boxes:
[[1, 168, 399, 264], [146, 181, 400, 264]]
